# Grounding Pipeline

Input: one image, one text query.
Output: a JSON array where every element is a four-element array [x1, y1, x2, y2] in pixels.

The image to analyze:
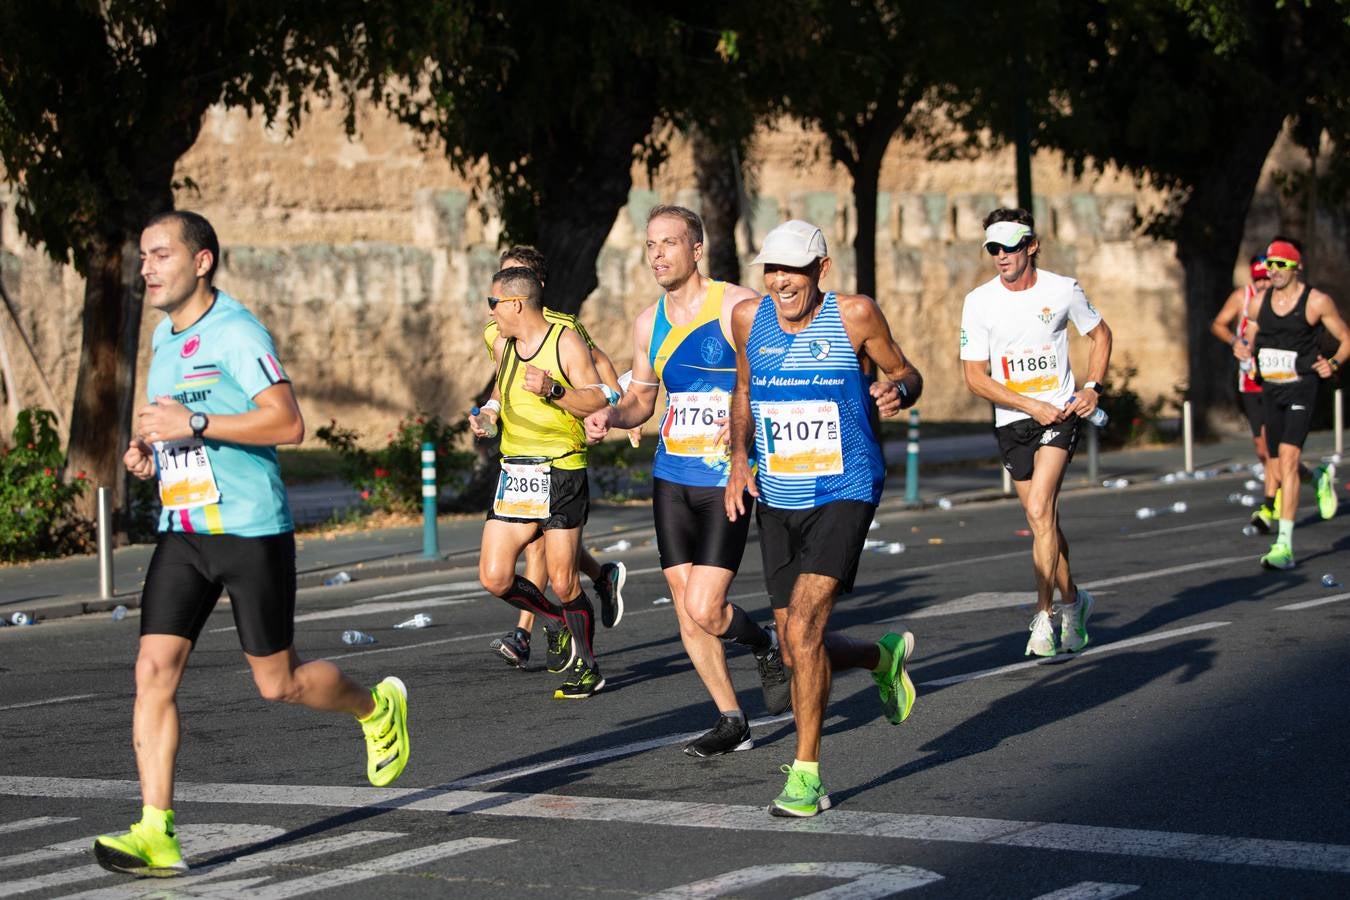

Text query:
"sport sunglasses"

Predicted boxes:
[[487, 294, 529, 309], [984, 237, 1033, 256]]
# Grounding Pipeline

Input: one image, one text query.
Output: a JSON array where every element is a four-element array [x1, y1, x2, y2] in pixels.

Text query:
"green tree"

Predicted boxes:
[[0, 0, 415, 523]]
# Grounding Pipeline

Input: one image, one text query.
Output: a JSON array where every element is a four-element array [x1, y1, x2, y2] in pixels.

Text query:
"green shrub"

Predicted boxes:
[[315, 414, 476, 514], [1099, 366, 1179, 447], [0, 408, 91, 562]]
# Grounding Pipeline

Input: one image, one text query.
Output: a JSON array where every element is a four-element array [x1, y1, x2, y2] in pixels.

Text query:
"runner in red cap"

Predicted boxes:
[[1246, 236, 1350, 569]]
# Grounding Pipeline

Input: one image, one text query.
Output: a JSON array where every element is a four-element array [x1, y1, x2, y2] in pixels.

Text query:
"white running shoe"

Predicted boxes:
[[1025, 610, 1056, 657], [1059, 589, 1094, 653]]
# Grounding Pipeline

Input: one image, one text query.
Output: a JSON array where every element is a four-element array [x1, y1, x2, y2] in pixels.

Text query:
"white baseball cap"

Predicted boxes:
[[752, 220, 828, 267], [983, 220, 1033, 252]]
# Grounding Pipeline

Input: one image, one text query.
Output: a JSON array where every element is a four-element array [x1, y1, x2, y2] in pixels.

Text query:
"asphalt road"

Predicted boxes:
[[2, 477, 1348, 898]]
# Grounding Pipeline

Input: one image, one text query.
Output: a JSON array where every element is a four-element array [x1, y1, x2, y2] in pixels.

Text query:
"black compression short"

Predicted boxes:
[[652, 477, 753, 571]]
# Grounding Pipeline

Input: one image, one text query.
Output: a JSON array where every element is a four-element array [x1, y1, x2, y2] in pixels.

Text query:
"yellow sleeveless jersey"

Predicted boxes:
[[497, 323, 587, 470], [483, 309, 593, 362]]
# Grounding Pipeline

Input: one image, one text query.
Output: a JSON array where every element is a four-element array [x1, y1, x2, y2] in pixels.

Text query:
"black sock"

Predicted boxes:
[[500, 575, 564, 623], [562, 591, 597, 666], [1264, 495, 1276, 509], [719, 604, 772, 652]]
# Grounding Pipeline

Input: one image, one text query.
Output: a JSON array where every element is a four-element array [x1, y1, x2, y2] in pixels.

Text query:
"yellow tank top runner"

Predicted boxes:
[[497, 323, 587, 470]]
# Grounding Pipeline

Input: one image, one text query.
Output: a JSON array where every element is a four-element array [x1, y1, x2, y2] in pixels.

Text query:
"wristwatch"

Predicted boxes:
[[1082, 381, 1102, 394], [189, 412, 209, 438], [548, 381, 566, 401]]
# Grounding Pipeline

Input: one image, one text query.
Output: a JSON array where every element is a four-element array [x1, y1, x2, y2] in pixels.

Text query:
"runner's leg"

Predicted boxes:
[[132, 635, 192, 810]]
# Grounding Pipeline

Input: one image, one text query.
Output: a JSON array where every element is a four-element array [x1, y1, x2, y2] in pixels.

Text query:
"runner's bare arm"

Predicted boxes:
[[1309, 290, 1350, 377], [135, 382, 304, 446], [837, 294, 921, 418], [725, 298, 759, 522], [962, 359, 1066, 426], [1210, 288, 1247, 351], [1064, 320, 1112, 417], [590, 305, 660, 437]]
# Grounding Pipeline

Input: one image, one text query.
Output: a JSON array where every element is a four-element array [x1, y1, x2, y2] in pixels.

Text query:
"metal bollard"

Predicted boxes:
[[1086, 419, 1099, 483], [421, 441, 439, 559], [1336, 388, 1343, 458], [904, 409, 919, 504], [1002, 466, 1012, 496], [1182, 400, 1194, 474], [97, 486, 113, 600]]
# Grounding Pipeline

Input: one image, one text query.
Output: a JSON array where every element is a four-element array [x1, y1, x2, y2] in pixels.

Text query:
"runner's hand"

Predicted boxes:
[[468, 408, 498, 438], [1312, 355, 1336, 379], [124, 439, 156, 480], [724, 459, 758, 522], [1030, 399, 1067, 426], [714, 416, 730, 449], [136, 396, 190, 442], [1232, 340, 1252, 362], [869, 380, 904, 418], [1062, 388, 1099, 419], [523, 365, 553, 396], [584, 408, 612, 444]]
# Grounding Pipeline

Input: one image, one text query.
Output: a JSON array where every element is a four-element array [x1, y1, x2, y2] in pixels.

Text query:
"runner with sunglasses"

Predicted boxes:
[[959, 207, 1113, 658], [470, 267, 612, 697], [1246, 236, 1348, 570]]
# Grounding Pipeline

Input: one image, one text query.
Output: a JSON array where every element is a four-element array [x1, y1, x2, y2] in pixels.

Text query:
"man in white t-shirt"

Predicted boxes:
[[959, 208, 1113, 657]]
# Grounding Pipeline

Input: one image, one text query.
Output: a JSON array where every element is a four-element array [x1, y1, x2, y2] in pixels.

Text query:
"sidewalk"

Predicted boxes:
[[2, 428, 1340, 623]]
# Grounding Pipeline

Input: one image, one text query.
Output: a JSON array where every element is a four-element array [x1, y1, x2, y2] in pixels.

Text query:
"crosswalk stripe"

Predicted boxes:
[[0, 817, 77, 835], [1, 777, 1347, 876], [1030, 882, 1141, 900]]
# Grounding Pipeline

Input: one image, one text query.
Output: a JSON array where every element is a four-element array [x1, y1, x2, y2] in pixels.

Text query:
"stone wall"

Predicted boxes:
[[0, 104, 1342, 446]]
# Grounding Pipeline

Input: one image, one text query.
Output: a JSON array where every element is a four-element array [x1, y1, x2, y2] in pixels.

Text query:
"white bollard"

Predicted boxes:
[[97, 486, 113, 600], [1183, 400, 1194, 474], [1002, 466, 1012, 496]]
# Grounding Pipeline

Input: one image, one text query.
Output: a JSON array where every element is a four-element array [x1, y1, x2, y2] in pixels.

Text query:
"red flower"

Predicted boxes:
[[373, 467, 388, 478], [416, 416, 426, 425], [43, 467, 52, 476], [360, 489, 370, 500], [75, 471, 87, 480]]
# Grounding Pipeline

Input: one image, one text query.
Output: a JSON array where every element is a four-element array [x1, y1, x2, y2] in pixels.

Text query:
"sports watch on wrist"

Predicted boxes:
[[548, 381, 566, 401], [189, 412, 209, 438], [1082, 381, 1102, 394]]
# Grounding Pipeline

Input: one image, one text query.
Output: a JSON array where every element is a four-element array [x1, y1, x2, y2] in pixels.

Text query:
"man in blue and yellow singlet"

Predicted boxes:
[[470, 266, 611, 698], [94, 211, 409, 878], [725, 219, 922, 818], [585, 205, 788, 758]]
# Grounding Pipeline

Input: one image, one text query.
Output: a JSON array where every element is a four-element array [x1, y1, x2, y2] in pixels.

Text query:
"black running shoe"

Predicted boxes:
[[595, 562, 626, 629], [544, 623, 575, 674], [755, 625, 791, 715], [489, 628, 530, 667], [553, 657, 605, 699], [683, 715, 754, 758]]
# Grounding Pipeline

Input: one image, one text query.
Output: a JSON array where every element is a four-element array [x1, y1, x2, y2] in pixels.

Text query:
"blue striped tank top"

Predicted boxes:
[[745, 292, 884, 509]]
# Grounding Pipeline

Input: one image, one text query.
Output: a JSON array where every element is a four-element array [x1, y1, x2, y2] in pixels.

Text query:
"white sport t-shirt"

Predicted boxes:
[[959, 269, 1102, 427]]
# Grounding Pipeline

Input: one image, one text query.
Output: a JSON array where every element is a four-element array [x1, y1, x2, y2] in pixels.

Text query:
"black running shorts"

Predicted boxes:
[[995, 415, 1081, 482], [652, 477, 753, 571], [486, 466, 589, 531], [1239, 390, 1265, 438], [1263, 379, 1319, 450], [140, 531, 296, 656], [756, 500, 876, 610]]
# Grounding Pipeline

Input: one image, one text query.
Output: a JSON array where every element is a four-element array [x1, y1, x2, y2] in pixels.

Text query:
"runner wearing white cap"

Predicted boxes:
[[959, 207, 1112, 658]]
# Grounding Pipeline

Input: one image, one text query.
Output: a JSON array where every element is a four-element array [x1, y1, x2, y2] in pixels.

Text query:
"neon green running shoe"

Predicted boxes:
[[361, 676, 410, 786], [1316, 464, 1338, 520], [769, 765, 832, 818], [1260, 542, 1295, 571], [93, 808, 187, 877], [872, 632, 916, 725]]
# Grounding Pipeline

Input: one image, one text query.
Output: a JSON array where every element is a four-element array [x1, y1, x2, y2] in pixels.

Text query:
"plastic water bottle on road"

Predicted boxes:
[[1322, 574, 1341, 588], [323, 571, 352, 587], [394, 613, 432, 629], [341, 630, 377, 645]]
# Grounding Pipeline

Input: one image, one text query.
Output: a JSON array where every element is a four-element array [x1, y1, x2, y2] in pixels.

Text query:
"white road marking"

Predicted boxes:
[[53, 831, 396, 900], [1030, 883, 1140, 900], [910, 557, 1249, 619], [212, 597, 479, 634], [0, 824, 282, 898], [364, 582, 482, 601], [639, 862, 943, 899], [0, 836, 92, 872], [919, 622, 1231, 687], [0, 817, 76, 834], [2, 777, 1346, 875], [0, 695, 98, 713], [1277, 591, 1350, 611], [1125, 518, 1240, 539]]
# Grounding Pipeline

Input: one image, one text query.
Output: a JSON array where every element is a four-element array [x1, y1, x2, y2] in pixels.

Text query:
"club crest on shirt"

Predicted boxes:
[[1037, 307, 1053, 325], [181, 335, 201, 358], [700, 336, 725, 365], [809, 339, 831, 360]]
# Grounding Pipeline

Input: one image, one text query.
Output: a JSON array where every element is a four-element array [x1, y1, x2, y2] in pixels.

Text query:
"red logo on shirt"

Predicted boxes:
[[181, 335, 201, 358]]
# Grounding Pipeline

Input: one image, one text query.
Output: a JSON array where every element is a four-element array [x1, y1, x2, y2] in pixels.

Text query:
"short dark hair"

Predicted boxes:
[[499, 245, 547, 284], [983, 207, 1038, 263], [145, 210, 220, 281], [646, 205, 704, 247], [492, 266, 543, 308]]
